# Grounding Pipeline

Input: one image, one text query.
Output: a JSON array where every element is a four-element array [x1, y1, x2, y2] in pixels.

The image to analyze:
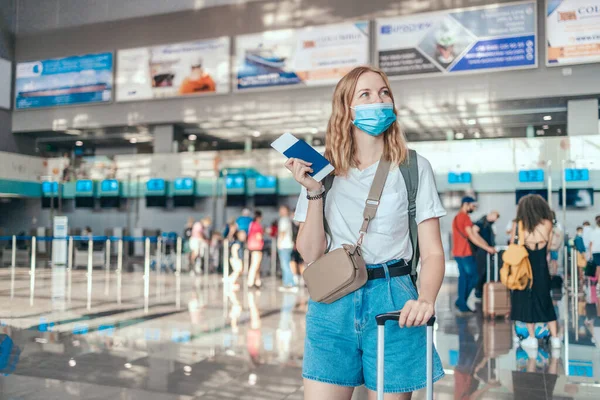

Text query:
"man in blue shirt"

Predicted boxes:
[[236, 208, 253, 233]]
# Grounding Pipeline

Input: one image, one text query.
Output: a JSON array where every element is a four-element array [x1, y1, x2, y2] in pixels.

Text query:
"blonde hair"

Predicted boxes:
[[324, 66, 408, 176]]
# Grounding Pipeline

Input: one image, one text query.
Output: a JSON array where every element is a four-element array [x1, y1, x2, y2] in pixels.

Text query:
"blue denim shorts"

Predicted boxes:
[[303, 260, 444, 393]]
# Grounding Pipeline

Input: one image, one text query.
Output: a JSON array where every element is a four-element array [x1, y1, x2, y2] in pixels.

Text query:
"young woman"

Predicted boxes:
[[247, 210, 265, 289], [510, 194, 561, 350], [286, 66, 446, 400]]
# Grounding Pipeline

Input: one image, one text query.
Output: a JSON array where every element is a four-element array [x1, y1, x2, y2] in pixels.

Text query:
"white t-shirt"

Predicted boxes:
[[294, 153, 446, 264], [278, 217, 295, 249], [589, 228, 600, 254]]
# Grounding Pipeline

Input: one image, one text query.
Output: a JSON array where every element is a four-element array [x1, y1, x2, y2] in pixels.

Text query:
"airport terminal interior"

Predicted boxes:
[[1, 0, 600, 399]]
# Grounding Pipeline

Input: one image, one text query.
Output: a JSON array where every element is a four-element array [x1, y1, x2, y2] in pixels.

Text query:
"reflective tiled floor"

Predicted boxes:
[[1, 266, 600, 399]]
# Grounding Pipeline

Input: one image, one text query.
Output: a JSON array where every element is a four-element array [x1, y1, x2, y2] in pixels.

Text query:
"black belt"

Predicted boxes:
[[367, 260, 411, 280]]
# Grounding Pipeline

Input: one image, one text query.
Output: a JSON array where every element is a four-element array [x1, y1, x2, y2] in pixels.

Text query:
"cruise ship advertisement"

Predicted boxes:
[[15, 52, 113, 109], [116, 37, 230, 102], [376, 1, 537, 78], [546, 0, 600, 66], [235, 21, 369, 90]]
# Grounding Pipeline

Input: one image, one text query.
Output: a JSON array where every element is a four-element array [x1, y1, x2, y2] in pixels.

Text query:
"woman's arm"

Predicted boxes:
[[296, 199, 327, 264], [399, 217, 445, 327], [285, 158, 327, 264]]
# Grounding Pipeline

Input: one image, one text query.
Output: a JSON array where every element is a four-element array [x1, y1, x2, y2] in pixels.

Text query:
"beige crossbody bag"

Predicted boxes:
[[303, 157, 391, 304]]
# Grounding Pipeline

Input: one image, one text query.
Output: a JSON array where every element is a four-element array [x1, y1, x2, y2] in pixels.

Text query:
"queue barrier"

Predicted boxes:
[[1, 233, 280, 312]]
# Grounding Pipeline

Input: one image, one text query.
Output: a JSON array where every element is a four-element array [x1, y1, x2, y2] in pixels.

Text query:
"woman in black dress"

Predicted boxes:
[[510, 194, 561, 350]]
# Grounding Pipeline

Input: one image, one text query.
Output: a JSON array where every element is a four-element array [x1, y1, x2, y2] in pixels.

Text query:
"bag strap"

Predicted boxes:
[[515, 221, 524, 246], [399, 149, 420, 279], [358, 157, 392, 238]]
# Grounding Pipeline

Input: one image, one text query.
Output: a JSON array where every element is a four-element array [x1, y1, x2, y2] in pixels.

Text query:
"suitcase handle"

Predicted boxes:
[[376, 311, 436, 400], [376, 311, 436, 326]]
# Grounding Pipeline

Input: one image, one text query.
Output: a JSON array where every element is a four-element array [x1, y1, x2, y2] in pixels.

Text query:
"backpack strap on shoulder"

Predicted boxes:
[[322, 174, 335, 253], [399, 149, 420, 284]]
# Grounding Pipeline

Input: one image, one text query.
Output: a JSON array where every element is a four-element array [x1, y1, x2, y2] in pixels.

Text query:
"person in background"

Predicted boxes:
[[549, 212, 564, 276], [209, 232, 222, 273], [510, 194, 560, 350], [505, 218, 517, 245], [589, 216, 600, 268], [575, 226, 588, 277], [184, 217, 194, 240], [189, 221, 207, 273], [583, 221, 593, 259], [223, 218, 238, 242], [290, 213, 304, 286], [77, 226, 93, 251], [246, 211, 265, 289], [277, 205, 297, 292], [227, 230, 246, 291], [473, 211, 500, 299], [201, 217, 213, 239], [452, 197, 496, 314], [236, 208, 253, 233]]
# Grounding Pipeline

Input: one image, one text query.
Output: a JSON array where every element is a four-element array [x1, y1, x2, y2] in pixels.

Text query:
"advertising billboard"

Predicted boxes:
[[235, 21, 369, 90], [376, 1, 537, 78], [116, 37, 230, 101], [15, 52, 113, 109], [546, 0, 600, 66]]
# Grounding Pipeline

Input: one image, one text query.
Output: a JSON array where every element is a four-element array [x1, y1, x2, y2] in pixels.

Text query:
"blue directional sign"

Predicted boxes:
[[448, 172, 472, 184], [100, 179, 120, 196], [41, 181, 59, 195], [75, 180, 94, 195], [174, 177, 194, 191], [256, 175, 277, 189], [519, 169, 545, 183], [226, 175, 246, 190], [146, 178, 167, 195], [565, 168, 589, 182]]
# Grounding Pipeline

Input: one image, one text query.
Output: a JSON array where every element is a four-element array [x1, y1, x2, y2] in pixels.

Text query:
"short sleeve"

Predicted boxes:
[[415, 155, 447, 225], [293, 187, 308, 223]]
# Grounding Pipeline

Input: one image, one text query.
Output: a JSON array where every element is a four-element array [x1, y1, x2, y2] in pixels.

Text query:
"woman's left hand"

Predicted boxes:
[[398, 298, 434, 328]]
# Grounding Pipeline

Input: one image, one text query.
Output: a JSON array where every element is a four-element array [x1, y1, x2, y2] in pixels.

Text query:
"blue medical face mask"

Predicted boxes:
[[351, 103, 397, 137]]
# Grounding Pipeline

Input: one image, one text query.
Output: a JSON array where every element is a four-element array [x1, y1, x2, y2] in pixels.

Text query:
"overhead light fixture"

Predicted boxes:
[[69, 359, 77, 367], [129, 138, 138, 144], [252, 131, 261, 138], [124, 363, 132, 369], [467, 119, 477, 125], [473, 131, 481, 139], [543, 125, 549, 129], [543, 115, 552, 121], [65, 129, 81, 135], [183, 366, 192, 373], [75, 141, 83, 146], [455, 132, 465, 140], [188, 134, 197, 141], [536, 129, 545, 136]]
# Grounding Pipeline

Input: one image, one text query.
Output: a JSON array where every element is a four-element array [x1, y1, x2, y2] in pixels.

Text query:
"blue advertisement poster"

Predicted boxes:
[[235, 22, 369, 90], [15, 52, 113, 109], [376, 1, 537, 78]]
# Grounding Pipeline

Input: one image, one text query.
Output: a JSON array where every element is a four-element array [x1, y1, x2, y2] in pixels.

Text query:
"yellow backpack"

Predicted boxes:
[[500, 221, 533, 290]]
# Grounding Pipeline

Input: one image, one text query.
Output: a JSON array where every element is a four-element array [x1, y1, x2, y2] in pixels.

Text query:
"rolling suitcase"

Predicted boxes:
[[376, 312, 435, 400], [483, 253, 511, 318], [483, 319, 512, 357]]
